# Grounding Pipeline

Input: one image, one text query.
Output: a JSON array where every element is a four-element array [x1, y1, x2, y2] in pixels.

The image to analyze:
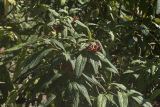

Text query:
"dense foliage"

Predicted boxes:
[[0, 0, 160, 107]]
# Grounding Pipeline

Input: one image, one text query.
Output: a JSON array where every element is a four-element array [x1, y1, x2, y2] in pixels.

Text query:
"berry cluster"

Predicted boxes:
[[86, 42, 101, 53], [72, 16, 79, 22]]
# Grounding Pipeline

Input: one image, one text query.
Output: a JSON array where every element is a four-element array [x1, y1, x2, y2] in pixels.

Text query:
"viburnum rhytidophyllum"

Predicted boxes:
[[86, 41, 101, 53]]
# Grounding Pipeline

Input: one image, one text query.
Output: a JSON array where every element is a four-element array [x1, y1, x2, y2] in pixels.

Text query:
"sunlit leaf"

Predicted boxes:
[[118, 91, 128, 107], [97, 94, 107, 107]]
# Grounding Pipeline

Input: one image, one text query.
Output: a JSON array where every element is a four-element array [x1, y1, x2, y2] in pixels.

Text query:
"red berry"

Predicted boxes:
[[86, 42, 101, 53]]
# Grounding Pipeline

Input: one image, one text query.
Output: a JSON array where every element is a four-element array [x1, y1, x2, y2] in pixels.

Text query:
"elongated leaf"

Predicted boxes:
[[8, 0, 16, 5], [48, 9, 60, 17], [71, 82, 92, 106], [118, 91, 128, 107], [157, 0, 160, 14], [90, 58, 99, 74], [20, 48, 54, 76], [72, 92, 80, 107], [6, 90, 18, 104], [77, 84, 92, 106], [82, 74, 105, 90], [128, 90, 143, 96], [2, 37, 39, 53], [75, 54, 87, 77], [123, 70, 134, 74], [111, 83, 127, 91], [108, 31, 115, 41], [106, 67, 118, 74], [43, 94, 56, 106], [97, 94, 107, 107], [132, 96, 152, 107], [3, 43, 29, 53], [75, 20, 92, 39], [78, 0, 90, 4], [50, 39, 65, 51], [60, 0, 66, 6], [105, 94, 118, 107], [32, 73, 62, 94], [150, 89, 160, 101], [96, 52, 118, 73]]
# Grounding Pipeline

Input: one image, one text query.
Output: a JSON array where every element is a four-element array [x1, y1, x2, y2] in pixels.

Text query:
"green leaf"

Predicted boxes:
[[82, 74, 105, 91], [111, 83, 127, 91], [128, 90, 143, 96], [96, 52, 118, 73], [78, 0, 90, 4], [32, 73, 62, 94], [77, 84, 92, 106], [106, 67, 118, 74], [48, 9, 60, 17], [51, 39, 66, 51], [156, 0, 160, 14], [8, 0, 16, 5], [72, 92, 80, 107], [123, 70, 134, 74], [75, 20, 92, 39], [3, 43, 29, 53], [72, 82, 92, 106], [105, 94, 118, 107], [6, 90, 18, 104], [132, 96, 152, 107], [90, 58, 99, 74], [108, 31, 115, 41], [20, 48, 54, 76], [75, 54, 87, 77], [118, 91, 128, 107], [97, 94, 107, 107], [3, 37, 39, 53], [0, 81, 5, 84], [60, 0, 66, 6], [150, 89, 160, 101], [43, 94, 56, 106]]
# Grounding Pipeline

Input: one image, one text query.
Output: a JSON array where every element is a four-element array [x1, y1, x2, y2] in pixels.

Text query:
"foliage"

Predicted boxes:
[[0, 0, 160, 107]]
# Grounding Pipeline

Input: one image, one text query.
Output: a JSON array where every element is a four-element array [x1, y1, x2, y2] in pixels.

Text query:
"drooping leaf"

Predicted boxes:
[[6, 90, 18, 104], [150, 89, 160, 101], [96, 52, 118, 73], [123, 70, 134, 74], [8, 0, 16, 5], [105, 94, 118, 107], [156, 0, 160, 14], [117, 91, 128, 107], [108, 31, 115, 41], [90, 58, 99, 74], [106, 67, 118, 74], [77, 84, 92, 106], [19, 48, 54, 77], [48, 9, 60, 17], [42, 94, 56, 106], [71, 82, 92, 106], [97, 94, 107, 107], [75, 20, 92, 39], [128, 90, 143, 96], [78, 0, 90, 4], [82, 74, 105, 91], [60, 0, 66, 6], [72, 92, 80, 107], [132, 95, 152, 107], [75, 54, 87, 77], [50, 39, 66, 51], [111, 83, 127, 91]]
